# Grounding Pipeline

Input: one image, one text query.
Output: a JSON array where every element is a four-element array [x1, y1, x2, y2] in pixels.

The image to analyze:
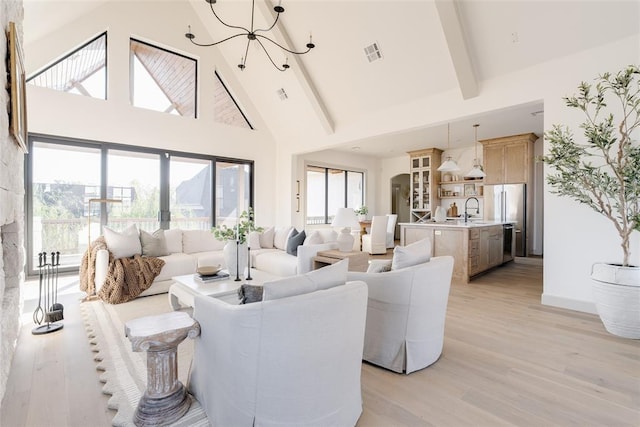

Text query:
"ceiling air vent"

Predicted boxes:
[[276, 88, 288, 101], [364, 42, 383, 63]]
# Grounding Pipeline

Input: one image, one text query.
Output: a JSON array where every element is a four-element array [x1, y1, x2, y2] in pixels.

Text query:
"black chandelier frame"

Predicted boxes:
[[185, 0, 315, 71]]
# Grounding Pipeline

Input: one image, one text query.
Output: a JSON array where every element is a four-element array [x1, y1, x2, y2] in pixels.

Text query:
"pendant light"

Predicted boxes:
[[437, 123, 460, 172], [466, 124, 486, 179]]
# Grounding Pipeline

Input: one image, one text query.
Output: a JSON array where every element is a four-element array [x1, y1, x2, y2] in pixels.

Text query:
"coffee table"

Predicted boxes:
[[169, 269, 280, 310], [312, 249, 369, 272]]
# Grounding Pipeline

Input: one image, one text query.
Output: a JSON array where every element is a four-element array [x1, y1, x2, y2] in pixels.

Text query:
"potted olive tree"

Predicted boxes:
[[542, 65, 640, 338]]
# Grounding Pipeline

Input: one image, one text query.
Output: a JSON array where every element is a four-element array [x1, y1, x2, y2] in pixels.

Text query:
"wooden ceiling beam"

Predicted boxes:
[[256, 0, 334, 134]]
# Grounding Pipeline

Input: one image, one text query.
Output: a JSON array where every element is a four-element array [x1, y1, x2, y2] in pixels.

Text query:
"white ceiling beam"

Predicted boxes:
[[435, 0, 479, 100], [257, 0, 334, 134]]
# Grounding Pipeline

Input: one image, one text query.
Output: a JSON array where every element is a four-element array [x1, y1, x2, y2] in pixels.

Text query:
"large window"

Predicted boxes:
[[107, 150, 161, 232], [27, 136, 253, 275], [130, 39, 197, 117], [306, 165, 364, 225], [170, 157, 212, 230], [213, 71, 252, 129], [215, 162, 251, 227], [27, 32, 107, 99]]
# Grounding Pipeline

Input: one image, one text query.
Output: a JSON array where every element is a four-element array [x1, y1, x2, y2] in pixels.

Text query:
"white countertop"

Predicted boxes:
[[399, 220, 513, 228]]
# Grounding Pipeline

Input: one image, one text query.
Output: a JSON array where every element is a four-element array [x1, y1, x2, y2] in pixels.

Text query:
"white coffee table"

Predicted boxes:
[[169, 269, 280, 310]]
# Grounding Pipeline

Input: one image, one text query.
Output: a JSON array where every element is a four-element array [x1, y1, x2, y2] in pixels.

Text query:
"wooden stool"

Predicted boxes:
[[125, 311, 200, 426]]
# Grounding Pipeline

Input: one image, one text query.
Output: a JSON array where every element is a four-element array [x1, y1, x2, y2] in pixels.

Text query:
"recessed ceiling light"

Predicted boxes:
[[351, 146, 361, 151]]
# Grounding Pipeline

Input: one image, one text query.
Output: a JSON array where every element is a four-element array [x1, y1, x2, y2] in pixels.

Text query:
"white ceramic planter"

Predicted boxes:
[[591, 262, 640, 339]]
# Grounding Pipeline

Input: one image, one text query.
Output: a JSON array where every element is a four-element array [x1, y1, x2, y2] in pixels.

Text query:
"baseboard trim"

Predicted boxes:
[[541, 293, 597, 315], [514, 256, 543, 266]]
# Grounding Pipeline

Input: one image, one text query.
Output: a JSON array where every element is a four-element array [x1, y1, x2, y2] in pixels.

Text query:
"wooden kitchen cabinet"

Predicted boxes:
[[480, 133, 538, 185], [401, 223, 508, 283], [407, 148, 442, 222], [478, 225, 503, 271]]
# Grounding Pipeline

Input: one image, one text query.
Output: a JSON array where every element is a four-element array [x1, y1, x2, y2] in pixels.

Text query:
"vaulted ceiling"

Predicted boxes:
[[23, 0, 639, 157]]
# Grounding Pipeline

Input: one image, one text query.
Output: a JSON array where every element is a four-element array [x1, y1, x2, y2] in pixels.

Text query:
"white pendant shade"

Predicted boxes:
[[438, 123, 459, 172], [465, 123, 486, 179], [465, 164, 486, 179], [437, 157, 460, 172]]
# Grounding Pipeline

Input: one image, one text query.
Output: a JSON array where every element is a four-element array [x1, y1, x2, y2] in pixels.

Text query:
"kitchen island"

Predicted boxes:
[[399, 221, 514, 283]]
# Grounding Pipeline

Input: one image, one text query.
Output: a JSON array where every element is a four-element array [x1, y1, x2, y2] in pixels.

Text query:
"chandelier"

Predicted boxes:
[[185, 0, 315, 72]]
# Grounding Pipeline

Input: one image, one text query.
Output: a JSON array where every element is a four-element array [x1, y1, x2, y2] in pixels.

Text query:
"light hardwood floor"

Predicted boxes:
[[2, 260, 639, 426]]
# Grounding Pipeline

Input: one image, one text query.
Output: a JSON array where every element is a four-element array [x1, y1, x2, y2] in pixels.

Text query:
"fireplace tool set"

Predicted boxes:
[[32, 251, 64, 335]]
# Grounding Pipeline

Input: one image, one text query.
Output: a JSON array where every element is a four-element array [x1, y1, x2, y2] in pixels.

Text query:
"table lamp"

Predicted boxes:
[[331, 208, 360, 252]]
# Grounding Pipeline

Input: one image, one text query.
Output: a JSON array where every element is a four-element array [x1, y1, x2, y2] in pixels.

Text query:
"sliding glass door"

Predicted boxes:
[[107, 150, 161, 232], [215, 161, 250, 227], [30, 141, 102, 270], [27, 136, 254, 275], [170, 156, 212, 230]]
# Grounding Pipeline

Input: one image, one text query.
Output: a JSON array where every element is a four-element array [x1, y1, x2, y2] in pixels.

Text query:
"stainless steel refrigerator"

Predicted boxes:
[[484, 183, 527, 257]]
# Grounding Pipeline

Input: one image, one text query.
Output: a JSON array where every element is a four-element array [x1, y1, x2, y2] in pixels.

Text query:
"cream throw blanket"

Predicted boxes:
[[80, 237, 165, 304]]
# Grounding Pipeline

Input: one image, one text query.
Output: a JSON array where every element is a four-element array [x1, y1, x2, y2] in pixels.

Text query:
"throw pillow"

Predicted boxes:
[[248, 231, 262, 250], [262, 259, 348, 301], [367, 259, 392, 273], [259, 227, 275, 248], [317, 229, 338, 243], [182, 229, 226, 253], [273, 226, 293, 250], [306, 258, 348, 290], [164, 229, 183, 254], [303, 230, 323, 246], [238, 284, 264, 304], [102, 224, 141, 259], [391, 237, 432, 270], [139, 229, 169, 257], [286, 229, 306, 256]]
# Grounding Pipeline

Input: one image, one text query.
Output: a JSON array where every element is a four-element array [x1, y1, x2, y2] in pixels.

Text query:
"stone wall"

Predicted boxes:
[[0, 0, 25, 404]]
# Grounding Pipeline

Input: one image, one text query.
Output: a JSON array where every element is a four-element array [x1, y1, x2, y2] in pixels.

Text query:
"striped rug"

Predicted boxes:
[[81, 294, 209, 427]]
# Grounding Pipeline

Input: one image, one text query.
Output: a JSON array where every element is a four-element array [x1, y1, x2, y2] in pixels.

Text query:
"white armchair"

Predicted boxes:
[[385, 214, 398, 248], [362, 215, 388, 255], [189, 279, 368, 426], [347, 256, 454, 374]]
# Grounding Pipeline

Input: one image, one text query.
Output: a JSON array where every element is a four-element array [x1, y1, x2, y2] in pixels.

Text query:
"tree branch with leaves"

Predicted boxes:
[[542, 65, 640, 266]]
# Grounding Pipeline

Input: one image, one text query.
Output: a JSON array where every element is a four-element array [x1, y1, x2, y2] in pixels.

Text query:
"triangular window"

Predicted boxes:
[[27, 33, 106, 100], [130, 39, 196, 118], [213, 71, 252, 129]]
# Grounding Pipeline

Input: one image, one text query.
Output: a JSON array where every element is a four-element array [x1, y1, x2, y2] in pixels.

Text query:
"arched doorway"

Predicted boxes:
[[390, 173, 410, 241]]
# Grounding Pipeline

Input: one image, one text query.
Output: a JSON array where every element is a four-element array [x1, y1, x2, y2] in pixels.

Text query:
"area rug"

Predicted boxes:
[[81, 294, 209, 427]]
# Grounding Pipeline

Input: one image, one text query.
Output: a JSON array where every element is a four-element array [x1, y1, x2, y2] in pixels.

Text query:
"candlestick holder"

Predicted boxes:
[[234, 240, 241, 281], [246, 247, 253, 280]]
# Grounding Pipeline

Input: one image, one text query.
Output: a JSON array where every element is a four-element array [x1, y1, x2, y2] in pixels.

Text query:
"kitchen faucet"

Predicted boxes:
[[464, 197, 480, 223]]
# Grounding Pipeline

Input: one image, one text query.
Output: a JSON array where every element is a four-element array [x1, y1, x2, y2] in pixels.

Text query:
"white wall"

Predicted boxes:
[[24, 1, 279, 226], [541, 36, 640, 313]]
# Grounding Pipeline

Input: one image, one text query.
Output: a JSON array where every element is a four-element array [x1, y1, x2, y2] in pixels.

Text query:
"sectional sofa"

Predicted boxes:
[[93, 226, 338, 298]]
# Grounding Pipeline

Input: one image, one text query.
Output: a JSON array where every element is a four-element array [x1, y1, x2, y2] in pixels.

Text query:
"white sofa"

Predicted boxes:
[[249, 226, 338, 277], [189, 263, 368, 426], [94, 227, 338, 297], [347, 253, 454, 374]]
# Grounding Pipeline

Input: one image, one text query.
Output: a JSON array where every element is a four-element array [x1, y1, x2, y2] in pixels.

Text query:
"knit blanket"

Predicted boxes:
[[80, 237, 165, 304]]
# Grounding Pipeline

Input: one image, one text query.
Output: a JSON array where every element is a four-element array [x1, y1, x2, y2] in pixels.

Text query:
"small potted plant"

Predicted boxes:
[[355, 206, 368, 221], [541, 65, 639, 338], [212, 208, 263, 244]]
